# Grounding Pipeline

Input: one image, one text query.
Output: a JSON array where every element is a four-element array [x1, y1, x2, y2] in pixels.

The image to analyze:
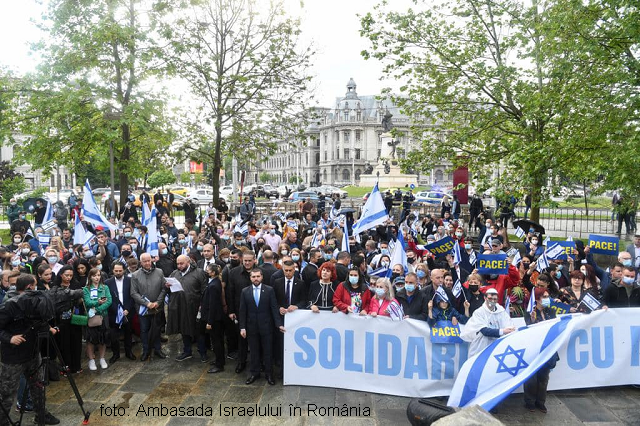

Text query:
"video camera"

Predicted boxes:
[[11, 288, 84, 323]]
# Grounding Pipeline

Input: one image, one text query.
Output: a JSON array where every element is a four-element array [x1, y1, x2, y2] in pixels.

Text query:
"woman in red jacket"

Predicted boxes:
[[333, 267, 372, 315], [367, 278, 397, 317]]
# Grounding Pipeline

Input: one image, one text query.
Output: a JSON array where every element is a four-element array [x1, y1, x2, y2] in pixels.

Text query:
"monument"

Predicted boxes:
[[360, 109, 418, 189]]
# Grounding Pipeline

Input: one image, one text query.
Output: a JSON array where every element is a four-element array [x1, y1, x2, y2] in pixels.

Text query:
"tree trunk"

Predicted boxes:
[[212, 124, 222, 207], [583, 180, 589, 217], [530, 173, 544, 224], [119, 123, 131, 207]]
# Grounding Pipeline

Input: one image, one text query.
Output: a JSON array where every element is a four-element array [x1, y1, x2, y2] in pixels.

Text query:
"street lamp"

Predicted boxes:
[[103, 107, 122, 216]]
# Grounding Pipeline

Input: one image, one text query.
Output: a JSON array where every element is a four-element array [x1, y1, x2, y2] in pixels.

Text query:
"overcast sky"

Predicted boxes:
[[0, 0, 402, 107]]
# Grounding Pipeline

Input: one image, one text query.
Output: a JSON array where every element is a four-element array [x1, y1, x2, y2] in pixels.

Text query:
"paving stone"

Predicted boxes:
[[376, 408, 410, 425], [82, 382, 120, 402], [607, 408, 640, 425], [258, 385, 301, 409], [161, 364, 206, 384], [370, 394, 411, 410], [167, 417, 210, 425], [559, 396, 620, 423], [121, 373, 165, 393], [144, 383, 194, 405], [94, 361, 143, 384], [223, 385, 265, 403], [296, 386, 336, 407], [335, 389, 373, 410], [213, 403, 267, 425]]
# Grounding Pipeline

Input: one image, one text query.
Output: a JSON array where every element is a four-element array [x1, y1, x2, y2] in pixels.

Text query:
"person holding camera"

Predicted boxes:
[[83, 268, 112, 371], [0, 274, 60, 425]]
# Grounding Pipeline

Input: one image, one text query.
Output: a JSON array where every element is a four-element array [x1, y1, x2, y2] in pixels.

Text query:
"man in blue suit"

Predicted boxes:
[[239, 269, 285, 386], [106, 262, 136, 363]]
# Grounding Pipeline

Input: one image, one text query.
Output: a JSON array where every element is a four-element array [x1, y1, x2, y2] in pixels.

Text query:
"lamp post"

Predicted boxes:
[[103, 107, 121, 216]]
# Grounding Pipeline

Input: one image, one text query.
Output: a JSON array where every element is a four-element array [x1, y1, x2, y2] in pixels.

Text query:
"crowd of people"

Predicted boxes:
[[1, 189, 639, 424]]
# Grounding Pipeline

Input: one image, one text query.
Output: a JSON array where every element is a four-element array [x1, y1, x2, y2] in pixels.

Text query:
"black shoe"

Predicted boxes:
[[245, 375, 259, 385], [535, 402, 547, 414], [227, 351, 238, 360], [266, 375, 275, 386], [208, 366, 224, 374], [525, 402, 535, 412], [109, 355, 120, 364], [235, 363, 246, 374], [200, 354, 209, 363], [154, 350, 167, 359], [175, 353, 192, 362], [34, 411, 60, 425], [140, 352, 150, 362], [125, 352, 136, 361]]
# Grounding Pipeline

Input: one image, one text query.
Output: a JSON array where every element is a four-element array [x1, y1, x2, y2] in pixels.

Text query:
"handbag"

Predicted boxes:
[[88, 314, 103, 327], [71, 300, 88, 326]]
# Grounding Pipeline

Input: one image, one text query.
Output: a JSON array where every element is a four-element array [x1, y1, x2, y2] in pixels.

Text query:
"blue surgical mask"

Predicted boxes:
[[381, 261, 389, 268], [381, 249, 389, 256], [269, 229, 276, 235], [622, 259, 633, 267], [557, 264, 563, 271], [416, 270, 426, 279], [197, 245, 204, 251], [541, 298, 551, 308], [11, 260, 20, 267], [48, 256, 58, 264], [375, 287, 386, 297], [161, 248, 168, 255], [623, 276, 635, 285], [124, 232, 132, 238], [291, 255, 300, 262], [96, 264, 103, 271], [405, 284, 416, 293], [179, 239, 186, 245], [348, 276, 359, 285], [131, 244, 138, 250], [84, 250, 94, 258], [324, 253, 332, 260], [222, 235, 230, 240], [555, 271, 562, 279]]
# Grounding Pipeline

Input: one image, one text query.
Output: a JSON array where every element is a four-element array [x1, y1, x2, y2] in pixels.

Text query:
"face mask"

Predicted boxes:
[[405, 284, 416, 293], [20, 215, 26, 220], [13, 238, 21, 244], [324, 253, 332, 261], [485, 222, 490, 227], [124, 232, 132, 238], [84, 250, 94, 258], [222, 235, 230, 240], [486, 299, 497, 309], [235, 240, 244, 246], [381, 261, 390, 268], [216, 229, 224, 235], [623, 276, 635, 285], [555, 271, 562, 279], [291, 255, 300, 262], [394, 284, 403, 292], [131, 244, 138, 250], [455, 232, 463, 238], [464, 243, 472, 250], [11, 260, 20, 267], [622, 259, 633, 267], [348, 276, 359, 285], [469, 284, 479, 292], [416, 270, 426, 279], [281, 250, 288, 256], [48, 256, 58, 264], [21, 248, 30, 255], [375, 288, 386, 297], [29, 256, 37, 262], [178, 239, 186, 245], [97, 264, 103, 271], [197, 245, 204, 251], [221, 258, 229, 263], [269, 229, 276, 235], [407, 257, 415, 264], [161, 249, 168, 255], [230, 259, 240, 268], [541, 298, 551, 308], [531, 240, 538, 245], [522, 263, 530, 269], [122, 250, 132, 257], [10, 202, 16, 206], [557, 264, 564, 271], [380, 249, 389, 256]]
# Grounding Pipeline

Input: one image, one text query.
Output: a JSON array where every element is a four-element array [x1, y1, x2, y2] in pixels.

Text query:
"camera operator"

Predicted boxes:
[[0, 274, 60, 425]]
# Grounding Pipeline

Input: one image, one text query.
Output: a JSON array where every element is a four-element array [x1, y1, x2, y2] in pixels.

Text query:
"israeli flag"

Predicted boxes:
[[545, 243, 565, 260], [448, 312, 602, 411], [387, 300, 405, 321], [452, 242, 462, 265], [504, 293, 511, 313], [526, 290, 536, 313], [341, 217, 350, 253], [73, 214, 95, 247], [390, 230, 408, 273], [351, 183, 389, 235], [116, 305, 125, 326], [141, 203, 159, 256], [42, 200, 54, 223], [543, 235, 551, 246], [369, 266, 390, 277], [310, 231, 325, 248], [511, 251, 522, 267], [434, 285, 449, 302], [452, 279, 463, 298], [469, 251, 477, 266], [234, 221, 249, 236], [536, 253, 550, 272], [566, 236, 574, 242], [514, 226, 526, 239], [81, 180, 117, 231]]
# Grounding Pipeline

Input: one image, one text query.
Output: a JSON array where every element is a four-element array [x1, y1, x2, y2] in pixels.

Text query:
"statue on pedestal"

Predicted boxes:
[[381, 109, 393, 132]]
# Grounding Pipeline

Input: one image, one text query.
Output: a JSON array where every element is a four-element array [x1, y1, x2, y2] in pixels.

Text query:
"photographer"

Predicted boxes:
[[0, 274, 60, 425]]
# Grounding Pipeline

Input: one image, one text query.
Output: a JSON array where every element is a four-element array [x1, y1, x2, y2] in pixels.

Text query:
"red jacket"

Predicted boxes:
[[479, 264, 520, 306], [333, 281, 372, 314]]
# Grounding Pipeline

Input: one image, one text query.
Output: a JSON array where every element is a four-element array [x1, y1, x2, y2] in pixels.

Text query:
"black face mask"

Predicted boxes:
[[230, 259, 240, 268], [391, 272, 400, 282], [469, 285, 479, 293], [522, 263, 530, 269], [407, 257, 415, 264], [121, 250, 132, 258]]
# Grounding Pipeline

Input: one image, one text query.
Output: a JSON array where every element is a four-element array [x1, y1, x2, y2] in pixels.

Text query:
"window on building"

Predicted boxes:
[[344, 110, 349, 121], [324, 133, 328, 144], [355, 149, 361, 160], [355, 169, 361, 181], [355, 130, 361, 141], [344, 149, 350, 160], [356, 110, 362, 121], [315, 152, 320, 164], [316, 138, 320, 147], [344, 131, 350, 142], [435, 170, 444, 182], [342, 169, 350, 181], [447, 172, 453, 181], [335, 131, 339, 142], [336, 148, 340, 160], [324, 151, 327, 161]]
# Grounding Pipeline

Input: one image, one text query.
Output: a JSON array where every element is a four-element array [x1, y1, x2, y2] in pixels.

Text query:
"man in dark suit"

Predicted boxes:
[[301, 249, 322, 289], [202, 263, 225, 373], [273, 260, 307, 377], [239, 269, 285, 385], [260, 250, 278, 286], [106, 262, 136, 363], [197, 244, 217, 271], [227, 251, 256, 373]]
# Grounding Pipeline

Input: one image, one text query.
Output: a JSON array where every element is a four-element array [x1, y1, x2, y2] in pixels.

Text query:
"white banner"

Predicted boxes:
[[283, 309, 640, 398]]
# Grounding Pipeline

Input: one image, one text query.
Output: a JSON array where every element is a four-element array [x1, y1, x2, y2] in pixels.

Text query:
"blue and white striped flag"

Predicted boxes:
[[545, 243, 565, 260], [504, 292, 511, 313], [536, 253, 549, 272], [448, 312, 602, 411], [390, 230, 408, 273], [341, 216, 350, 253], [387, 300, 405, 321], [81, 180, 117, 231], [369, 266, 390, 277], [514, 226, 526, 239], [526, 290, 536, 313], [72, 214, 95, 247], [511, 251, 522, 267], [141, 203, 159, 256], [42, 200, 54, 224], [116, 305, 125, 326], [234, 221, 249, 236], [434, 285, 449, 302], [543, 235, 551, 246], [452, 242, 462, 265], [351, 183, 389, 235], [452, 279, 463, 298], [469, 251, 477, 266]]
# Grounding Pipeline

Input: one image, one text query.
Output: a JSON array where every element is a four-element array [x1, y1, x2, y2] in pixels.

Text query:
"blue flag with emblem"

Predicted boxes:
[[448, 311, 603, 410], [452, 241, 462, 265], [351, 183, 389, 235]]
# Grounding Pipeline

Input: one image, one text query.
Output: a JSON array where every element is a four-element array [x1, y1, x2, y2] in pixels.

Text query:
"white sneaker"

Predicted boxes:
[[88, 359, 97, 371], [99, 358, 108, 369]]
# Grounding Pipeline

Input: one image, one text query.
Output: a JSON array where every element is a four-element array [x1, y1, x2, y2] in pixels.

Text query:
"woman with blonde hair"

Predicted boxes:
[[367, 278, 397, 317]]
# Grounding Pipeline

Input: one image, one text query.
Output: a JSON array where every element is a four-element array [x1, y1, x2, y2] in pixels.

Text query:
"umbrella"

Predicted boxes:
[[512, 219, 545, 235], [339, 208, 357, 214]]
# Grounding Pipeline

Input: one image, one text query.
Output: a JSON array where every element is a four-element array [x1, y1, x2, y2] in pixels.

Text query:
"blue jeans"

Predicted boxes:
[[17, 374, 32, 407], [182, 335, 207, 356], [139, 314, 162, 354]]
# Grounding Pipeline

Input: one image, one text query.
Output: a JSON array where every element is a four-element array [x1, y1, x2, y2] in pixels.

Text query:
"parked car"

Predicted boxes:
[[262, 184, 279, 198], [187, 188, 214, 205], [277, 185, 293, 199], [219, 185, 234, 198], [312, 185, 348, 199], [167, 186, 190, 196], [45, 189, 77, 204], [91, 187, 111, 198], [414, 191, 452, 205], [288, 191, 320, 203]]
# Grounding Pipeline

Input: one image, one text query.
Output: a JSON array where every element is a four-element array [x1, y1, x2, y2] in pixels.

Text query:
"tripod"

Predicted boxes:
[[0, 325, 91, 426]]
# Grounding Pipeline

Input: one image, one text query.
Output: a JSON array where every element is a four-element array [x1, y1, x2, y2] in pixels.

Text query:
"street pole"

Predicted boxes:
[[232, 156, 238, 203], [109, 140, 115, 216]]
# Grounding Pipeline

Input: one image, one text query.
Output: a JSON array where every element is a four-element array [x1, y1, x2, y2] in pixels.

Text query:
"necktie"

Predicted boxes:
[[254, 286, 260, 307], [285, 280, 291, 306]]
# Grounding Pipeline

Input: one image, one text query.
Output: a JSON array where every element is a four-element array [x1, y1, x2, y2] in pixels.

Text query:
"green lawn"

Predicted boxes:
[[343, 186, 431, 198], [551, 197, 611, 209], [0, 229, 9, 244]]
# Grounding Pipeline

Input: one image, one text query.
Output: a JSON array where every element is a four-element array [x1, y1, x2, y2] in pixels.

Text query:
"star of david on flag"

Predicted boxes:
[[494, 345, 529, 376]]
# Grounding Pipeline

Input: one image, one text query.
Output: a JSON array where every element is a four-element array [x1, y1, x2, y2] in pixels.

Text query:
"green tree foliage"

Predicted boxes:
[[360, 0, 637, 222], [260, 172, 274, 183], [7, 0, 174, 206], [179, 173, 192, 185], [161, 0, 314, 204], [0, 161, 26, 203], [148, 169, 177, 189]]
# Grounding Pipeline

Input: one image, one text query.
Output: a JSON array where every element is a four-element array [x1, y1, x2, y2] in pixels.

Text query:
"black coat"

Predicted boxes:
[[202, 278, 224, 324], [155, 255, 176, 277], [227, 266, 253, 315], [105, 276, 135, 327], [301, 263, 319, 288], [395, 289, 428, 321], [239, 285, 282, 335], [166, 265, 208, 338], [273, 276, 307, 309], [603, 281, 640, 308], [197, 257, 217, 271], [336, 263, 349, 284], [260, 263, 278, 288]]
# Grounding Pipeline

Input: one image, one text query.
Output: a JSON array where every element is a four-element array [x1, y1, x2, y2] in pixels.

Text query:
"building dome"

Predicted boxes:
[[336, 77, 361, 111]]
